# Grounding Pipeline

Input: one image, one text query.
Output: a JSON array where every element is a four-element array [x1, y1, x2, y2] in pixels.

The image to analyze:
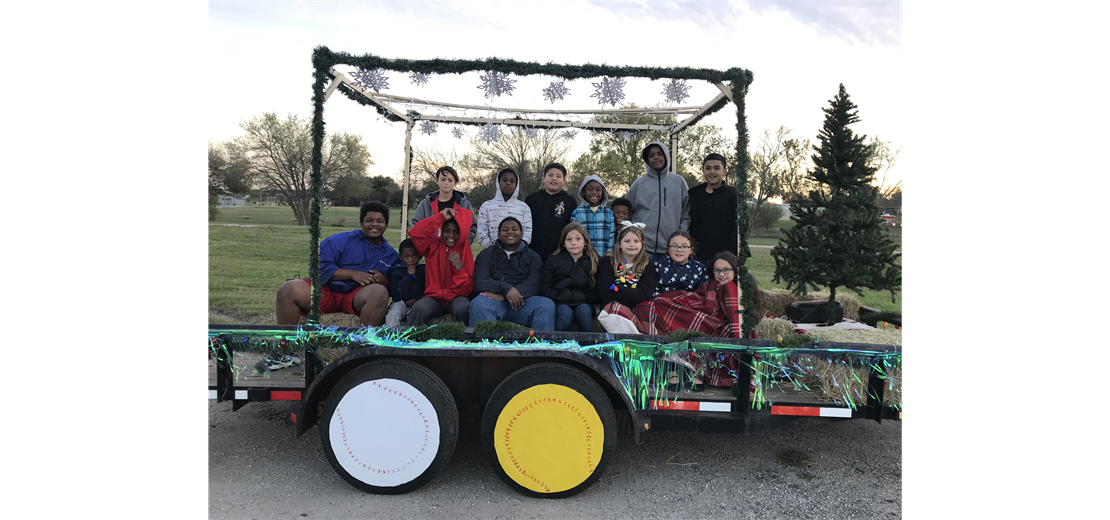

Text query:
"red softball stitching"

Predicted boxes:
[[338, 380, 431, 476], [502, 390, 598, 492]]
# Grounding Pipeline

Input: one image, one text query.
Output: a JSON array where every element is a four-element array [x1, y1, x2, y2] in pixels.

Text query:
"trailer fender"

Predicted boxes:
[[295, 347, 649, 443]]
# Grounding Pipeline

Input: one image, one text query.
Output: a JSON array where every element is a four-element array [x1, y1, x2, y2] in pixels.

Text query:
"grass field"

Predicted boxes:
[[209, 206, 901, 323]]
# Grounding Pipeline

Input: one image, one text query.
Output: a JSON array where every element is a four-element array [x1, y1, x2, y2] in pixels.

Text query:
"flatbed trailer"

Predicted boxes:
[[209, 325, 901, 497]]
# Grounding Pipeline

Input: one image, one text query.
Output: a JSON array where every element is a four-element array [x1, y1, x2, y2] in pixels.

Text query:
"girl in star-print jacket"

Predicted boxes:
[[652, 230, 708, 297]]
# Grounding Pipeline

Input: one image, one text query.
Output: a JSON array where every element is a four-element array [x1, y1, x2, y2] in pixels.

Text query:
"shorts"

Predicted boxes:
[[296, 278, 364, 316]]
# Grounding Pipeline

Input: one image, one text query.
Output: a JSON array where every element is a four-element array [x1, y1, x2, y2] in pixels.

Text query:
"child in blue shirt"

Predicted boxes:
[[385, 239, 427, 327], [653, 230, 708, 296], [570, 175, 615, 257]]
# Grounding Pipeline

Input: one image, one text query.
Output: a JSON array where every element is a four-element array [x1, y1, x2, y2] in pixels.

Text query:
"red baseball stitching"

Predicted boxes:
[[502, 390, 598, 492], [337, 380, 431, 476]]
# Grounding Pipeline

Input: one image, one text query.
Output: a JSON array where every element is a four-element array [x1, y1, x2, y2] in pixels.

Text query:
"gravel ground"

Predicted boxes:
[[210, 400, 901, 519]]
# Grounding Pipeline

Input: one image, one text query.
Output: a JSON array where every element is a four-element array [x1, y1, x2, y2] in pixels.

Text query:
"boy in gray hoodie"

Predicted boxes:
[[570, 175, 616, 257], [625, 141, 691, 262]]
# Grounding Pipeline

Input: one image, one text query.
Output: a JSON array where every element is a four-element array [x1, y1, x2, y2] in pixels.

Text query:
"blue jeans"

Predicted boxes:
[[556, 303, 594, 332], [468, 295, 556, 331]]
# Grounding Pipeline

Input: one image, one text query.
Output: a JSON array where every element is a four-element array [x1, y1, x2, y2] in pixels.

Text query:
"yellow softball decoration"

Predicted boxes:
[[493, 384, 603, 493]]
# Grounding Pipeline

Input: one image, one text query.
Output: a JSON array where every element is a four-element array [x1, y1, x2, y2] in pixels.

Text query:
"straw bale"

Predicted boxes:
[[755, 318, 797, 341], [801, 292, 861, 321], [315, 346, 350, 365], [762, 289, 799, 317], [806, 327, 901, 346], [296, 313, 362, 328], [883, 366, 902, 407]]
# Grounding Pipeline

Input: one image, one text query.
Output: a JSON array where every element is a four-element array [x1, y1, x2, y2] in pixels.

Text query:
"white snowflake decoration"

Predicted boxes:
[[590, 76, 626, 107], [451, 127, 465, 139], [479, 122, 501, 144], [661, 78, 691, 105], [617, 131, 633, 141], [351, 68, 390, 93], [562, 129, 578, 141], [477, 71, 517, 99], [418, 120, 438, 135], [542, 81, 570, 104], [525, 127, 539, 139], [410, 72, 430, 87]]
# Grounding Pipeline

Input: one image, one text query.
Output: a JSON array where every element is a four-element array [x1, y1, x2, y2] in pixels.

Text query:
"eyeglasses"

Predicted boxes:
[[667, 244, 691, 251], [713, 268, 734, 275]]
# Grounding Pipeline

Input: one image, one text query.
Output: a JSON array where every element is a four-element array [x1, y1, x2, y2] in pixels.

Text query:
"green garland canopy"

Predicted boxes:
[[308, 46, 756, 335]]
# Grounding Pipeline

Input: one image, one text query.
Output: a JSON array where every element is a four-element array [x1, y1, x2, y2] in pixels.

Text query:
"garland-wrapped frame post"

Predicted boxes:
[[307, 46, 756, 335]]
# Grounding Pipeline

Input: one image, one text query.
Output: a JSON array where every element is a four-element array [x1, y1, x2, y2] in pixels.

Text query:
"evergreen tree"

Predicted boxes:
[[771, 84, 901, 325]]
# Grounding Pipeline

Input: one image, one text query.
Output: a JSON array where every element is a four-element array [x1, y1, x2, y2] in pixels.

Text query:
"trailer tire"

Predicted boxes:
[[481, 362, 616, 498], [320, 359, 458, 495]]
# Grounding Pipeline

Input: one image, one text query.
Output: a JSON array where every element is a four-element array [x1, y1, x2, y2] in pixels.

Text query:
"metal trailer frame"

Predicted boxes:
[[209, 326, 901, 445]]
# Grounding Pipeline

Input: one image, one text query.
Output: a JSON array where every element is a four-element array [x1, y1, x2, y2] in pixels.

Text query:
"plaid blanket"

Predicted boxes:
[[633, 280, 738, 336]]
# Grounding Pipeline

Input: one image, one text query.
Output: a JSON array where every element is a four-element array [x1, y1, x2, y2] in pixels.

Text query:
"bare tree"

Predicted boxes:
[[779, 136, 813, 203], [866, 136, 902, 200], [468, 126, 572, 196], [411, 145, 468, 186], [233, 113, 371, 225], [746, 126, 809, 234]]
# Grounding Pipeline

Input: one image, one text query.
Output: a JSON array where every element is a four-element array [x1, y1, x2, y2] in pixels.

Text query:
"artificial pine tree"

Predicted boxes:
[[771, 84, 901, 325]]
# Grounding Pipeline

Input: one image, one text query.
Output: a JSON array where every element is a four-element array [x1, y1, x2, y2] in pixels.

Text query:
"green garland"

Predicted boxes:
[[308, 46, 756, 336]]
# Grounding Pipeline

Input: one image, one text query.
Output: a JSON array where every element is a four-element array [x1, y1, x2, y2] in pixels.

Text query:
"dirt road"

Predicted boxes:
[[210, 400, 901, 519]]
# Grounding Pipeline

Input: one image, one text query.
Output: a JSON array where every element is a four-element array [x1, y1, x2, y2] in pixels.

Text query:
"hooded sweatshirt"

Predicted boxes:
[[408, 208, 475, 305], [411, 189, 477, 244], [625, 141, 691, 256], [476, 168, 533, 249], [570, 175, 616, 257], [473, 239, 544, 299]]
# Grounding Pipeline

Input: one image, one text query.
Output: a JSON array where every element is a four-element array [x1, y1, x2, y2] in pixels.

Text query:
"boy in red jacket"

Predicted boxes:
[[406, 207, 475, 326]]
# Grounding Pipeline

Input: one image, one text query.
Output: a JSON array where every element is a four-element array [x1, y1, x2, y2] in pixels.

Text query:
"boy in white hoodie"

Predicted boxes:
[[477, 167, 533, 249]]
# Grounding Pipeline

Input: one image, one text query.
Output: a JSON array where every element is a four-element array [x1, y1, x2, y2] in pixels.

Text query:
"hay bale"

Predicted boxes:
[[315, 346, 350, 365], [762, 289, 798, 317], [806, 328, 901, 346], [801, 292, 861, 321], [755, 318, 796, 341], [883, 366, 902, 407], [296, 313, 362, 328]]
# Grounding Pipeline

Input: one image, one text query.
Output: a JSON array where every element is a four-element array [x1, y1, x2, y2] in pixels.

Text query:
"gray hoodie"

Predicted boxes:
[[625, 141, 691, 255]]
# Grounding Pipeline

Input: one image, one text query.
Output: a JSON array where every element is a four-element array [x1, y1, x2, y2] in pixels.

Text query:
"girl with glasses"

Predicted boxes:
[[652, 231, 708, 297]]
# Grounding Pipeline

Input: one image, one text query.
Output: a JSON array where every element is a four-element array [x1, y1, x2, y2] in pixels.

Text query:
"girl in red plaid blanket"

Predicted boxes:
[[596, 224, 658, 334], [636, 251, 750, 391], [636, 250, 739, 337]]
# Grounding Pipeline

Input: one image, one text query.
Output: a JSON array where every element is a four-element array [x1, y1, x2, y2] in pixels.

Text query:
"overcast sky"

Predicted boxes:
[[209, 0, 902, 189]]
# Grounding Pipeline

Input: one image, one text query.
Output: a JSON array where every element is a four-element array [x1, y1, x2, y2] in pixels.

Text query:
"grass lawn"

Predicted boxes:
[[210, 206, 901, 323]]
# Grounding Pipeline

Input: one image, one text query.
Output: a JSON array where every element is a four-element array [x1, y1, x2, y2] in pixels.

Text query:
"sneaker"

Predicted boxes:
[[262, 354, 300, 371]]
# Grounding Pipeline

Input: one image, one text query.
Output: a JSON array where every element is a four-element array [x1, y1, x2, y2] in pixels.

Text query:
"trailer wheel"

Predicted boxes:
[[481, 363, 616, 498], [320, 359, 458, 494]]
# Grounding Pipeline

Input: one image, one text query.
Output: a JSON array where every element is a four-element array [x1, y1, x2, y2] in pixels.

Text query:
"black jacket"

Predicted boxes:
[[473, 241, 544, 298], [525, 189, 578, 262], [541, 250, 600, 306], [688, 182, 739, 260]]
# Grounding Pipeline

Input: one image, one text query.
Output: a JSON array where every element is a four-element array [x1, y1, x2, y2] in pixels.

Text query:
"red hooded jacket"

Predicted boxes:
[[408, 208, 475, 305]]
